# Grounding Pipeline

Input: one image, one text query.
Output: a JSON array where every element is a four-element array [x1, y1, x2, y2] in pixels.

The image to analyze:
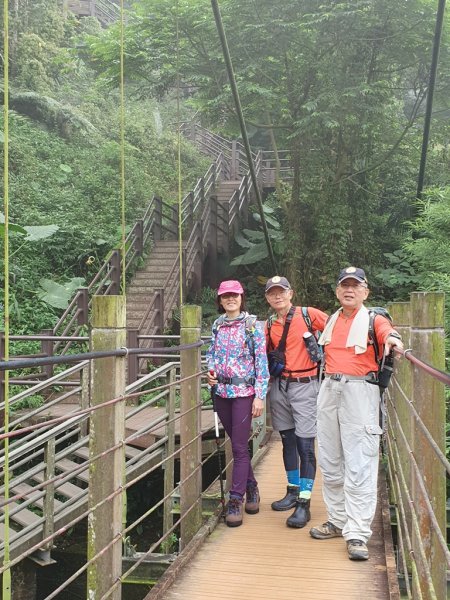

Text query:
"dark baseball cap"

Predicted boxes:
[[337, 266, 368, 285], [265, 276, 291, 293]]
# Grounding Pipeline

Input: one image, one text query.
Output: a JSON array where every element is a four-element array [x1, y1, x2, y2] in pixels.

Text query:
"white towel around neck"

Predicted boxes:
[[319, 305, 370, 354]]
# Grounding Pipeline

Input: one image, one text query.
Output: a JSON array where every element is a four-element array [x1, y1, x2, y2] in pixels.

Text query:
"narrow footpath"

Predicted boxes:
[[161, 436, 394, 600]]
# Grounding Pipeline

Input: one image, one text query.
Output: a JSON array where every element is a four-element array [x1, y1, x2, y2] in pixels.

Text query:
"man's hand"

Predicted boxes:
[[384, 335, 404, 356], [207, 370, 218, 386], [252, 397, 264, 418]]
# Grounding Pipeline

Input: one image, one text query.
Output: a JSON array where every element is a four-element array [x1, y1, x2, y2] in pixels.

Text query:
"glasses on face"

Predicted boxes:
[[338, 281, 368, 290], [266, 289, 289, 298], [220, 293, 240, 299]]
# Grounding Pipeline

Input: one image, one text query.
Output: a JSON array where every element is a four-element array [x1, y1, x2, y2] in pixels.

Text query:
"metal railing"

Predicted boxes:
[[386, 293, 449, 600]]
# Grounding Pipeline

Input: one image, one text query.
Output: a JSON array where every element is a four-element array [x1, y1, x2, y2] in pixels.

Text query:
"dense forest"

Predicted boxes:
[[1, 0, 450, 351]]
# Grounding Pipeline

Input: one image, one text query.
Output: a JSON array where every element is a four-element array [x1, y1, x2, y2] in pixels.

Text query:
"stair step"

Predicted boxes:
[[1, 497, 41, 528], [11, 483, 63, 511], [56, 458, 89, 484], [33, 472, 84, 501], [73, 445, 141, 461]]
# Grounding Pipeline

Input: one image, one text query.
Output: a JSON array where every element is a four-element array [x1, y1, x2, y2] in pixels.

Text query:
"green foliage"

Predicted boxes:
[[37, 277, 86, 309], [0, 2, 208, 333], [404, 187, 450, 364], [231, 200, 285, 267]]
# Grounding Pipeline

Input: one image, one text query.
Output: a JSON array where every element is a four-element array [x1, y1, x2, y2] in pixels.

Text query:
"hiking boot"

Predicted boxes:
[[309, 520, 343, 539], [286, 498, 310, 528], [226, 496, 243, 527], [245, 482, 260, 515], [271, 485, 299, 511], [347, 539, 369, 560]]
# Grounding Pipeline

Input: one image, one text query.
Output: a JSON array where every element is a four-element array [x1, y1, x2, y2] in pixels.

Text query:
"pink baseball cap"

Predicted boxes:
[[217, 280, 244, 295]]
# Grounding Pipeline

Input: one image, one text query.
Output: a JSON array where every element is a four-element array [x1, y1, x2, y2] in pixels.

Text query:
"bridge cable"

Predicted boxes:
[[2, 0, 12, 595], [416, 0, 446, 203], [176, 1, 184, 307], [210, 0, 277, 273], [119, 0, 126, 293]]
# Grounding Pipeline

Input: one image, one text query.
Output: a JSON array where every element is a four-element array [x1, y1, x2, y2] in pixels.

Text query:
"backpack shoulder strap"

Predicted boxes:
[[367, 307, 393, 362], [212, 314, 226, 336], [244, 315, 258, 363], [368, 311, 379, 360], [301, 307, 313, 333]]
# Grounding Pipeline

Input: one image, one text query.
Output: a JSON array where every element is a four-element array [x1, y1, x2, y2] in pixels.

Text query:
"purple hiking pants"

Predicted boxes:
[[214, 394, 256, 498]]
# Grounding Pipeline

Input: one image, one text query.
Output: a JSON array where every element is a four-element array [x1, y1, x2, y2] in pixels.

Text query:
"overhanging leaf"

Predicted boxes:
[[234, 231, 253, 248], [24, 224, 59, 241], [38, 277, 85, 309], [230, 243, 268, 266], [0, 213, 27, 235]]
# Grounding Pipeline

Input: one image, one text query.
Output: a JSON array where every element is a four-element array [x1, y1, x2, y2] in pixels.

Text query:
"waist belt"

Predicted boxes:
[[326, 372, 377, 383], [217, 375, 256, 386], [280, 375, 318, 383]]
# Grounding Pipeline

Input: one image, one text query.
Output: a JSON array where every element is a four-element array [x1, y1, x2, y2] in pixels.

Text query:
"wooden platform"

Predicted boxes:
[[161, 437, 394, 600]]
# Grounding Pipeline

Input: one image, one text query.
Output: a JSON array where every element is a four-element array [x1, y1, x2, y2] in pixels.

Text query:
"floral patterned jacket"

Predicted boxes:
[[207, 312, 269, 400]]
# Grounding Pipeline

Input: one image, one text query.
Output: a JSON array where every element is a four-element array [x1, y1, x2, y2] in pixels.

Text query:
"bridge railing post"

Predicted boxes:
[[77, 287, 89, 326], [389, 293, 446, 599], [230, 140, 238, 180], [388, 301, 413, 581], [40, 329, 54, 380], [410, 292, 446, 599], [80, 363, 90, 438], [153, 197, 162, 242], [109, 250, 121, 295], [163, 366, 176, 549], [42, 438, 55, 551], [127, 328, 139, 384], [87, 295, 126, 600], [179, 305, 202, 550]]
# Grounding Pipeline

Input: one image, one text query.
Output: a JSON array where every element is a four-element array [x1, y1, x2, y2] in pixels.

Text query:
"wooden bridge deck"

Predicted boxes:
[[160, 437, 396, 600]]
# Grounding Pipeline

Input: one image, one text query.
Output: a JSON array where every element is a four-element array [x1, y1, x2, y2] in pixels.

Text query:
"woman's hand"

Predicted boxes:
[[252, 397, 264, 418], [207, 370, 218, 386]]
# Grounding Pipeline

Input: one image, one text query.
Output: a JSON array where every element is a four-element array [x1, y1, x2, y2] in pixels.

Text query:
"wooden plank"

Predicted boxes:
[[0, 498, 40, 528], [10, 483, 63, 511], [56, 458, 89, 484], [157, 437, 392, 600], [32, 472, 84, 501]]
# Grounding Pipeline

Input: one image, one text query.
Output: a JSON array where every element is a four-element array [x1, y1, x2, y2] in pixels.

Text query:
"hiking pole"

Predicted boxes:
[[210, 379, 226, 520]]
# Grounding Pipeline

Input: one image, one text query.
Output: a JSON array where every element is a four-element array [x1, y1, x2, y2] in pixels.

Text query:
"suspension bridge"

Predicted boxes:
[[0, 122, 448, 600], [1, 4, 449, 600]]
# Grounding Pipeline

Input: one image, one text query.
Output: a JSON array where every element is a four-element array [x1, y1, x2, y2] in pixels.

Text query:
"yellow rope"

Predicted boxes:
[[2, 0, 12, 595], [176, 1, 183, 307], [119, 0, 126, 294]]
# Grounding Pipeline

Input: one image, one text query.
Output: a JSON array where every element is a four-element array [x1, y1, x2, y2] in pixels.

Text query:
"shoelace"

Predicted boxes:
[[228, 499, 241, 514], [349, 539, 365, 546]]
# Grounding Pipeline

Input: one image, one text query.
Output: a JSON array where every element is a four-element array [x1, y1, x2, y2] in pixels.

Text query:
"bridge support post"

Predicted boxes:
[[387, 300, 413, 581], [87, 295, 126, 600], [410, 292, 446, 600], [179, 305, 202, 550]]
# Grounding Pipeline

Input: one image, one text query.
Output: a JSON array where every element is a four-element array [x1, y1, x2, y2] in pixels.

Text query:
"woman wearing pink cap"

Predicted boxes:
[[207, 280, 269, 527]]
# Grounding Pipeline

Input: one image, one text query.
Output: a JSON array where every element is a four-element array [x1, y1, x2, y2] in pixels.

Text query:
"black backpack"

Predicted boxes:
[[367, 307, 394, 390]]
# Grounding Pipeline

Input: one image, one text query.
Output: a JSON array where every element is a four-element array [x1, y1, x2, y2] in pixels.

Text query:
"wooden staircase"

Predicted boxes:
[[126, 240, 182, 333], [66, 0, 120, 26]]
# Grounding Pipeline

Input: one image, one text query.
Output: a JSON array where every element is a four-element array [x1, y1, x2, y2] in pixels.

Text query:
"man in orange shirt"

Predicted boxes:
[[309, 266, 403, 561], [265, 276, 328, 529]]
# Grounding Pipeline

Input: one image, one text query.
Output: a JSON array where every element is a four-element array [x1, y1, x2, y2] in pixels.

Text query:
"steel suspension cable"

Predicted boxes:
[[119, 0, 126, 293], [176, 1, 184, 306], [2, 0, 12, 594], [210, 0, 277, 273]]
